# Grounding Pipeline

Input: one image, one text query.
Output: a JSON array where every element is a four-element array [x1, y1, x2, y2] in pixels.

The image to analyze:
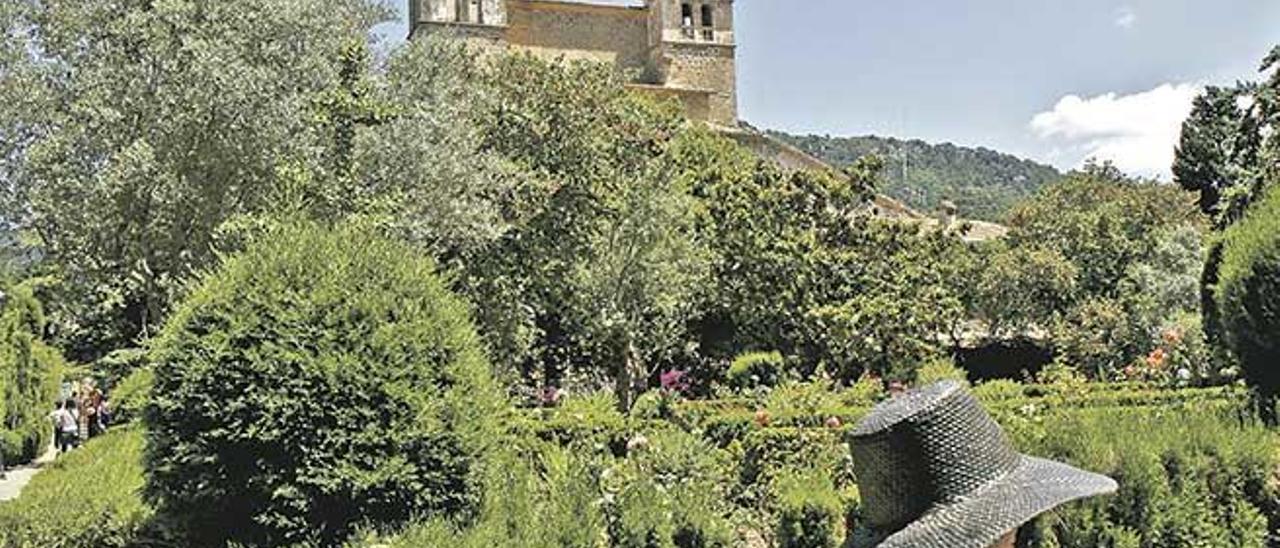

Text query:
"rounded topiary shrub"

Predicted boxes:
[[144, 222, 506, 547], [1217, 186, 1280, 402], [726, 351, 786, 391]]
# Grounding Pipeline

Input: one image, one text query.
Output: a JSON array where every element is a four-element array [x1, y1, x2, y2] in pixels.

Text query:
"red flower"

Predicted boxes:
[[825, 416, 842, 429], [754, 409, 771, 427]]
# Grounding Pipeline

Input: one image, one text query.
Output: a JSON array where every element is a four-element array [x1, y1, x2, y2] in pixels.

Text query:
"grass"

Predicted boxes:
[[0, 427, 154, 548]]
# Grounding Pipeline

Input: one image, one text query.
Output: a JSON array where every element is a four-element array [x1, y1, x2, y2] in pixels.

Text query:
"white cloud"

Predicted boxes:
[[1029, 83, 1201, 179], [1114, 6, 1137, 29]]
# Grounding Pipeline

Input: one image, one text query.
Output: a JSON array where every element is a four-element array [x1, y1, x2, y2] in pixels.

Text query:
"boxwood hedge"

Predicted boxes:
[[0, 284, 63, 466], [1217, 184, 1280, 401], [144, 222, 507, 547]]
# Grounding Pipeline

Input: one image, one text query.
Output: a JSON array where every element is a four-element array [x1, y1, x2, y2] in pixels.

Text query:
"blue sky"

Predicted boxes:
[[376, 1, 1280, 178]]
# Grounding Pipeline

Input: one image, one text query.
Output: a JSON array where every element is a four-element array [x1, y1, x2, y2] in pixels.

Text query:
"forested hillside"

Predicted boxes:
[[770, 131, 1061, 221]]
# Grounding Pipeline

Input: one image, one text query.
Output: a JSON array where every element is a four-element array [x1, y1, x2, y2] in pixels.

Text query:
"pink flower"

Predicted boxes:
[[660, 369, 690, 394], [538, 387, 562, 407]]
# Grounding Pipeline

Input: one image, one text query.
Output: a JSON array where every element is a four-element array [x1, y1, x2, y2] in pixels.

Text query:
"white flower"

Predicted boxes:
[[626, 434, 650, 453]]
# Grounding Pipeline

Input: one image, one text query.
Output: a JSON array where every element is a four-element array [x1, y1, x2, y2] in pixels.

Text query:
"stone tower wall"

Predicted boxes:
[[506, 1, 650, 72], [658, 41, 736, 125]]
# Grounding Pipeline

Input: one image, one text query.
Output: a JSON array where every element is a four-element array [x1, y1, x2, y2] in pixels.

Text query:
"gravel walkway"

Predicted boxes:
[[0, 445, 57, 503]]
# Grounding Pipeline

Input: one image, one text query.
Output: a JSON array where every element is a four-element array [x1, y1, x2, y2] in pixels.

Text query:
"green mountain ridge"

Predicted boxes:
[[768, 131, 1062, 222]]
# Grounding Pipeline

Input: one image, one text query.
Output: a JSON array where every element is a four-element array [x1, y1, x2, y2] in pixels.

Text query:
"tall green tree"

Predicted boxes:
[[1175, 46, 1280, 361], [356, 37, 523, 259], [1006, 164, 1201, 299], [0, 0, 391, 357], [1172, 84, 1264, 225], [1001, 165, 1206, 374], [449, 54, 710, 406]]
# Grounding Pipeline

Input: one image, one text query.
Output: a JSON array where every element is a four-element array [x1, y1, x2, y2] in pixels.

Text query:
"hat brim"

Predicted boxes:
[[853, 455, 1118, 548]]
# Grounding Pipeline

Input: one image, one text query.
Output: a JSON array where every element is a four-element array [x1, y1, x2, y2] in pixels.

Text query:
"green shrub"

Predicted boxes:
[[362, 442, 609, 548], [536, 389, 629, 449], [109, 367, 152, 425], [727, 351, 786, 391], [971, 379, 1025, 401], [0, 427, 154, 548], [604, 429, 735, 548], [94, 348, 147, 391], [144, 222, 507, 547], [366, 381, 1270, 548], [840, 374, 884, 407], [739, 428, 853, 514], [631, 389, 679, 421], [913, 357, 970, 387], [0, 284, 64, 466], [1216, 185, 1280, 400], [775, 470, 842, 548], [764, 380, 843, 420], [1019, 408, 1275, 547]]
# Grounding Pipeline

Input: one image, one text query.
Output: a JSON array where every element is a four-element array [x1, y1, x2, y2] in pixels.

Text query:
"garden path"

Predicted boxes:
[[0, 445, 56, 503]]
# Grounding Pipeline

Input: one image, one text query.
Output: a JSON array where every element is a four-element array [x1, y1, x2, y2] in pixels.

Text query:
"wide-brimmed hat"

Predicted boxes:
[[847, 381, 1117, 548]]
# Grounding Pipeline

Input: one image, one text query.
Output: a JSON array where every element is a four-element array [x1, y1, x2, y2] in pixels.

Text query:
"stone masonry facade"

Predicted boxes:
[[409, 0, 738, 127]]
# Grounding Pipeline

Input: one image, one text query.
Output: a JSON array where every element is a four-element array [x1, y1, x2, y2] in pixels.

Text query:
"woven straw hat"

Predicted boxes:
[[847, 381, 1117, 548]]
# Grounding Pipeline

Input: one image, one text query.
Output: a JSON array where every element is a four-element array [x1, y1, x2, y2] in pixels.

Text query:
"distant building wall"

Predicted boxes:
[[506, 1, 650, 72]]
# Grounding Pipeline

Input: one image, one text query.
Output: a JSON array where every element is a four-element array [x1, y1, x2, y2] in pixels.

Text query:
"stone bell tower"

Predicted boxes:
[[408, 0, 738, 127], [645, 0, 737, 126]]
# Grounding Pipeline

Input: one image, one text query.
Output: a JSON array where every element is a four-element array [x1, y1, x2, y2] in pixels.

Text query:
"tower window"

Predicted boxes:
[[473, 0, 484, 24], [700, 4, 714, 40], [681, 3, 694, 39]]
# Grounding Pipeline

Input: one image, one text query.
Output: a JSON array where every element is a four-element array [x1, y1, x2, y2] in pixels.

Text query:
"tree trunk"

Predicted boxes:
[[615, 338, 646, 412]]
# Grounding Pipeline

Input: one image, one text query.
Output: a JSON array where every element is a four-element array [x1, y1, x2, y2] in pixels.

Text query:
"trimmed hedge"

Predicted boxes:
[[508, 382, 1273, 548], [0, 427, 154, 548], [727, 351, 786, 391], [4, 372, 1268, 548], [775, 471, 842, 548], [144, 222, 508, 547], [109, 367, 152, 425], [0, 284, 64, 466], [1024, 408, 1274, 547], [1217, 184, 1280, 400]]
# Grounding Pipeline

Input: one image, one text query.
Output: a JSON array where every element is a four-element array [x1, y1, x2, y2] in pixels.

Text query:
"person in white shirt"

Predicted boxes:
[[53, 400, 79, 454]]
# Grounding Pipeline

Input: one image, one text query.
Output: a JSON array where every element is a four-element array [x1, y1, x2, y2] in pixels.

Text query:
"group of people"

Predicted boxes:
[[49, 377, 111, 455]]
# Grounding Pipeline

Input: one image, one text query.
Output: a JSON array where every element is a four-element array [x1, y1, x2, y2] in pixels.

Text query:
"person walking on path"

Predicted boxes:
[[847, 380, 1118, 548], [78, 378, 103, 440], [53, 400, 79, 454]]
